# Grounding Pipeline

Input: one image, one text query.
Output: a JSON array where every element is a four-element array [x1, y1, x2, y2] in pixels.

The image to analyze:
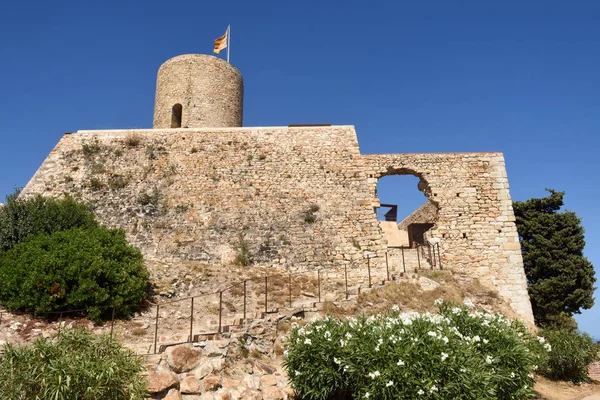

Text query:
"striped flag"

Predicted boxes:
[[213, 26, 229, 54]]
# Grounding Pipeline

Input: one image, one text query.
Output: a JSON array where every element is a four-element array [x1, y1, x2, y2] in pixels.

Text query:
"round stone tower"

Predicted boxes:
[[153, 54, 243, 128]]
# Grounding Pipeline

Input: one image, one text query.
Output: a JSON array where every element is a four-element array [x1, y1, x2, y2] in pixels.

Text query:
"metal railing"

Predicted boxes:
[[0, 243, 444, 355]]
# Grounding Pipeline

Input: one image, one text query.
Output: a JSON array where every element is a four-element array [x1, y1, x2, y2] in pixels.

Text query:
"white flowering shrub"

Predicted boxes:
[[283, 300, 548, 400]]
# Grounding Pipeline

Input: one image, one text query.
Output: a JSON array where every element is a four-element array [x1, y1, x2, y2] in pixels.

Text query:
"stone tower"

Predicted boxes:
[[152, 54, 244, 129]]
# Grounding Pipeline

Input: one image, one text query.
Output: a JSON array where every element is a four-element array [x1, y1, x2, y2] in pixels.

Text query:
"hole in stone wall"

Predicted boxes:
[[171, 104, 183, 128], [462, 233, 467, 239], [375, 170, 439, 248]]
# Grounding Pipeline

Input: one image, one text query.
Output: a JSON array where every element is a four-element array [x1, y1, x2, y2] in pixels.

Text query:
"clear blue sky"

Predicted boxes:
[[0, 0, 598, 336]]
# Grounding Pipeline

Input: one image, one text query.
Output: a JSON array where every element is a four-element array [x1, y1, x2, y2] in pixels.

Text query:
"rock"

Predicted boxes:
[[214, 391, 232, 400], [147, 370, 179, 394], [168, 345, 203, 373], [241, 374, 259, 389], [262, 386, 284, 400], [202, 375, 222, 392], [210, 357, 224, 372], [180, 376, 202, 394], [165, 388, 183, 400], [282, 387, 296, 399], [182, 396, 203, 400], [253, 360, 276, 375], [194, 361, 214, 379], [241, 389, 263, 400], [260, 375, 277, 388], [418, 276, 440, 291], [203, 343, 224, 357], [222, 377, 241, 388]]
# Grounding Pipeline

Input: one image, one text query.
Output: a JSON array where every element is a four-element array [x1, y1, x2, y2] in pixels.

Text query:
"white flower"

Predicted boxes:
[[417, 389, 424, 395], [364, 392, 370, 398], [368, 371, 381, 379], [430, 385, 438, 392], [434, 298, 443, 306], [485, 355, 493, 364], [483, 339, 489, 344], [324, 331, 331, 338], [473, 335, 481, 343], [463, 298, 475, 308], [304, 338, 312, 345], [544, 343, 552, 352], [441, 352, 449, 362], [397, 359, 405, 366], [386, 380, 394, 387], [334, 357, 341, 365], [537, 336, 546, 344], [511, 372, 516, 378], [442, 336, 449, 344]]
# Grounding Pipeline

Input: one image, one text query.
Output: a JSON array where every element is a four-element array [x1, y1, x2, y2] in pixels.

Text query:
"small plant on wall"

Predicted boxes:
[[303, 204, 320, 224], [233, 233, 252, 266]]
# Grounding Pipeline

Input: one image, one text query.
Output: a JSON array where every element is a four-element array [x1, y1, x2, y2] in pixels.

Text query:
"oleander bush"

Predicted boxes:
[[540, 328, 598, 383], [283, 300, 549, 400], [0, 328, 147, 399]]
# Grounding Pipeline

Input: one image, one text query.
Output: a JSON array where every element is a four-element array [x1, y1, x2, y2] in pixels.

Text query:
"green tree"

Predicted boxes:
[[0, 190, 97, 251], [0, 227, 149, 320], [513, 190, 596, 327]]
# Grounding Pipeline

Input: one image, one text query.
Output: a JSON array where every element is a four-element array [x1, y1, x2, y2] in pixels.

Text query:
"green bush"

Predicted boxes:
[[283, 300, 548, 400], [0, 192, 97, 252], [540, 328, 598, 383], [0, 328, 147, 399], [0, 227, 149, 320]]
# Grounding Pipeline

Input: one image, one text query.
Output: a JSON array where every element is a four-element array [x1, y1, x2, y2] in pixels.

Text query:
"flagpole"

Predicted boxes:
[[227, 25, 230, 63]]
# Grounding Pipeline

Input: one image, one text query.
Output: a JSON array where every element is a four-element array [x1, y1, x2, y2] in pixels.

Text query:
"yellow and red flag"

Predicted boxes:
[[213, 26, 229, 55]]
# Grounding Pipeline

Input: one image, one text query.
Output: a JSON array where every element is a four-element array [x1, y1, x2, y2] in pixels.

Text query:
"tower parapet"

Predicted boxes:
[[153, 54, 244, 128]]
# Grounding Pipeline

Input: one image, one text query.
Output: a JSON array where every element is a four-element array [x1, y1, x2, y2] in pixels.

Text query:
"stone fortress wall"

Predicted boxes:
[[20, 53, 534, 322], [22, 126, 533, 321]]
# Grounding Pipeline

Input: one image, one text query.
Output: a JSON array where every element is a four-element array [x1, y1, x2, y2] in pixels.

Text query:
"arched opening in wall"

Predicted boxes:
[[171, 104, 183, 128], [375, 171, 439, 249]]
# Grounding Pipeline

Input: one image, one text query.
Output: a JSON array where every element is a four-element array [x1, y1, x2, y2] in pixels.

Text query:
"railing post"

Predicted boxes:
[[416, 245, 421, 269], [264, 276, 268, 314], [385, 252, 390, 281], [288, 274, 292, 307], [317, 269, 321, 303], [110, 306, 116, 338], [428, 244, 434, 268], [437, 243, 443, 270], [189, 297, 194, 342], [401, 247, 406, 273], [367, 257, 372, 288], [218, 291, 223, 333], [344, 264, 349, 300], [153, 304, 159, 354], [243, 280, 247, 320]]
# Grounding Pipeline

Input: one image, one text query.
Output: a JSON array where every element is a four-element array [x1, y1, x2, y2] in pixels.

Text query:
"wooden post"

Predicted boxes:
[[153, 305, 160, 354], [189, 297, 194, 342]]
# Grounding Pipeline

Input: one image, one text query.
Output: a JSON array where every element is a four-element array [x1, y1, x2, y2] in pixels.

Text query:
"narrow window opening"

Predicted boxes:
[[462, 233, 467, 239], [171, 104, 183, 128]]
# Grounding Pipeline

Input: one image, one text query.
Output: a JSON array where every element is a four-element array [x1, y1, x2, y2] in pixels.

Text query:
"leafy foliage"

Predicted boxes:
[[0, 328, 147, 399], [233, 232, 252, 266], [284, 300, 548, 400], [0, 191, 97, 252], [0, 227, 148, 320], [513, 190, 596, 327], [540, 328, 598, 383]]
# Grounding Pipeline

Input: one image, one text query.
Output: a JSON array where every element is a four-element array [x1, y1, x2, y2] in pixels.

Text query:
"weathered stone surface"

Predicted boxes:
[[203, 343, 224, 357], [241, 389, 263, 400], [262, 386, 284, 400], [165, 388, 183, 400], [168, 345, 204, 373], [259, 375, 277, 388], [253, 360, 276, 375], [21, 126, 533, 321], [180, 376, 202, 394], [203, 375, 222, 392], [214, 391, 232, 400], [222, 377, 241, 389], [147, 370, 179, 394], [194, 361, 214, 380]]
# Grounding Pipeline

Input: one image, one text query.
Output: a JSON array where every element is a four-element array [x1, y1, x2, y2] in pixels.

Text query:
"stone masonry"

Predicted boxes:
[[20, 53, 534, 322]]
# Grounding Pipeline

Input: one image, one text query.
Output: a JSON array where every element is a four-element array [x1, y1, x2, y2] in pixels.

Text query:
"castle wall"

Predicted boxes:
[[22, 126, 533, 322]]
